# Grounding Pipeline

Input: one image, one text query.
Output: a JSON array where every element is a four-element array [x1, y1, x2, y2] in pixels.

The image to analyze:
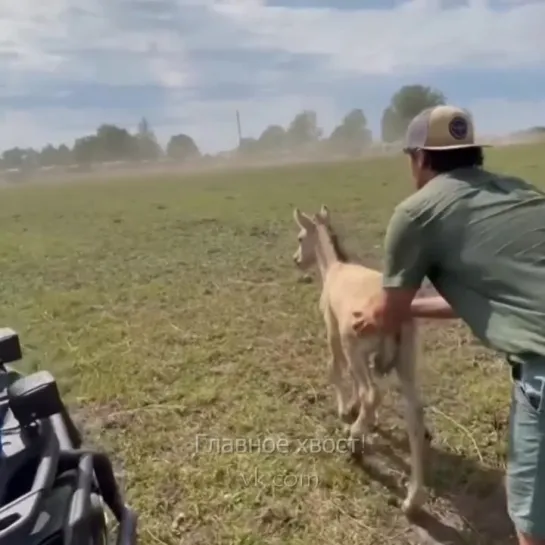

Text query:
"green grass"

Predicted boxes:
[[2, 145, 542, 544]]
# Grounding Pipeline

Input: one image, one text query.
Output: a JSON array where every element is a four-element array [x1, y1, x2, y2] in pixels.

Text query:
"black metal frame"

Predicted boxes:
[[0, 329, 137, 545]]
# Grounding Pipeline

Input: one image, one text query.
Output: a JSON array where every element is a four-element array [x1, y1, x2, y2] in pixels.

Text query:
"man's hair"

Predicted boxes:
[[408, 146, 484, 174]]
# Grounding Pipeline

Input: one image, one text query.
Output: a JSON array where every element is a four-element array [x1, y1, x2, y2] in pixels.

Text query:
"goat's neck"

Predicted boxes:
[[315, 226, 339, 281]]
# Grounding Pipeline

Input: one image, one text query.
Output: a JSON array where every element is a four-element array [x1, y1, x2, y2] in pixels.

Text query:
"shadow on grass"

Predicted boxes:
[[352, 428, 517, 545]]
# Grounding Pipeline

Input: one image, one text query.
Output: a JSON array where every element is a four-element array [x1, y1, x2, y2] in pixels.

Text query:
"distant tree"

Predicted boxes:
[[381, 85, 446, 142], [40, 144, 58, 167], [2, 147, 27, 169], [24, 148, 40, 169], [73, 125, 137, 164], [286, 110, 322, 148], [238, 137, 259, 156], [135, 117, 162, 160], [95, 124, 136, 161], [327, 108, 372, 155], [381, 107, 404, 144], [73, 135, 100, 164], [166, 134, 200, 161], [257, 125, 286, 153], [56, 144, 73, 165], [39, 144, 73, 167]]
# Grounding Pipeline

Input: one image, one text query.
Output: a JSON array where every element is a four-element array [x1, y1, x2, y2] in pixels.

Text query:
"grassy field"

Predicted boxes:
[[1, 144, 543, 545]]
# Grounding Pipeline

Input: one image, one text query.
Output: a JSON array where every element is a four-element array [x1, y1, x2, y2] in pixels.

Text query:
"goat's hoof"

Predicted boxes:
[[424, 427, 433, 443], [349, 422, 363, 440], [401, 498, 418, 516], [347, 436, 365, 456], [340, 411, 355, 424], [401, 489, 427, 516], [340, 402, 360, 423], [348, 427, 370, 455]]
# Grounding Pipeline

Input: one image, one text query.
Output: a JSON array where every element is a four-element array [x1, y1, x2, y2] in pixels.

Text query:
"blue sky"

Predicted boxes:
[[1, 0, 544, 153]]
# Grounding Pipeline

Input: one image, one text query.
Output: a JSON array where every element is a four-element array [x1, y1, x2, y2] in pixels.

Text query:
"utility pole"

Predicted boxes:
[[236, 110, 242, 148]]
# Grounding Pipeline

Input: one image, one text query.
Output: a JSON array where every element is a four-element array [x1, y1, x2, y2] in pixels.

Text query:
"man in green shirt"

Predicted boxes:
[[354, 105, 545, 545]]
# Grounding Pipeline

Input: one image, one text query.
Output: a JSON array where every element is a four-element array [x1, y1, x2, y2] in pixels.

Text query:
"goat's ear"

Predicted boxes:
[[316, 204, 330, 224], [293, 208, 313, 228], [320, 204, 329, 218]]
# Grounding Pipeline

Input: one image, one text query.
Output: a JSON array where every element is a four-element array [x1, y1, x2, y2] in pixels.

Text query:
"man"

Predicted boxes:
[[353, 105, 545, 545]]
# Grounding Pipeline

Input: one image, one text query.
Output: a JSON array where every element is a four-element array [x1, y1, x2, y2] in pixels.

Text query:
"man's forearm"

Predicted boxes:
[[410, 296, 457, 319]]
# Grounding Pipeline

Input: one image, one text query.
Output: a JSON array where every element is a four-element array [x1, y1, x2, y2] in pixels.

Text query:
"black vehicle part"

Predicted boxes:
[[2, 465, 108, 545], [8, 371, 63, 426], [62, 453, 108, 545], [0, 410, 136, 544], [8, 371, 82, 448], [0, 419, 59, 543], [0, 329, 137, 544], [60, 450, 137, 545], [0, 328, 22, 365]]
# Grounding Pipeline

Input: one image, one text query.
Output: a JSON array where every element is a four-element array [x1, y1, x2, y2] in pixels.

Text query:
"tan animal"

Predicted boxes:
[[292, 205, 428, 514]]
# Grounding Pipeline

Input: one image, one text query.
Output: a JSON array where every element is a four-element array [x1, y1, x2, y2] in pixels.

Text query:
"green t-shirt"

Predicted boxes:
[[383, 167, 545, 375]]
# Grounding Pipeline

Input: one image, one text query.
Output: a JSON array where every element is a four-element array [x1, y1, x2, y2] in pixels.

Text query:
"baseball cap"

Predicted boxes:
[[404, 105, 487, 151]]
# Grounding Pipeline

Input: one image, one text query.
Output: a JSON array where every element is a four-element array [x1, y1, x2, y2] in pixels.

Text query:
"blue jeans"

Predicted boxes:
[[507, 361, 545, 538]]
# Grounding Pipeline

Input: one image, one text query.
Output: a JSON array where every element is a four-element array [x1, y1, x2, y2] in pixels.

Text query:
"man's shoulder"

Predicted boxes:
[[396, 175, 452, 220], [449, 167, 542, 195], [398, 168, 542, 220]]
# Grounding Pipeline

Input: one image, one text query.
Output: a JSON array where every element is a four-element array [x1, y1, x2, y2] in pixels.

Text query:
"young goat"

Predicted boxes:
[[292, 205, 428, 514]]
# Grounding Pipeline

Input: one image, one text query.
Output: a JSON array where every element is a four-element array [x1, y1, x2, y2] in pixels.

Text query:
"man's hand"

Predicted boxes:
[[352, 288, 417, 337], [352, 310, 380, 336]]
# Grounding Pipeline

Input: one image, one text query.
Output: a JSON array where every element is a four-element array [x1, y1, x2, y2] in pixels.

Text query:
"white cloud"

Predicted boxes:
[[0, 0, 544, 152], [0, 0, 194, 89], [210, 0, 545, 74]]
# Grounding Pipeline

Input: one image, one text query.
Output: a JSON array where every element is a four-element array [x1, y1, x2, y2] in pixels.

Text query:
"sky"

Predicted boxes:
[[1, 0, 544, 154]]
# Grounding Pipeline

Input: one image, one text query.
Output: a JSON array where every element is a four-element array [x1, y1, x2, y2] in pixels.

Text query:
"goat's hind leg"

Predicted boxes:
[[345, 368, 361, 424], [396, 327, 427, 515]]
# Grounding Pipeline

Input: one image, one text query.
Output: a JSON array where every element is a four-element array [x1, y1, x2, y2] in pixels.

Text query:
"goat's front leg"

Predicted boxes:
[[396, 361, 427, 515], [342, 339, 379, 447]]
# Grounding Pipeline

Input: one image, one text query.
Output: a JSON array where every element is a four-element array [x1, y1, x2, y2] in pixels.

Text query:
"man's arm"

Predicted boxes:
[[379, 206, 431, 332], [411, 295, 457, 319], [354, 206, 432, 334]]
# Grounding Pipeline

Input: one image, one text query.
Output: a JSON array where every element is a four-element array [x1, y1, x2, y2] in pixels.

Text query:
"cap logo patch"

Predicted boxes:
[[448, 116, 468, 140]]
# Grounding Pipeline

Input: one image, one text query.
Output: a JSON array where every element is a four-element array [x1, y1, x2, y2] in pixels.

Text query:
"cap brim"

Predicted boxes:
[[421, 142, 492, 150]]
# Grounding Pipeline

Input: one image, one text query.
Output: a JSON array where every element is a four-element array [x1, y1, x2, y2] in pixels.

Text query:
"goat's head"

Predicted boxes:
[[292, 205, 330, 270]]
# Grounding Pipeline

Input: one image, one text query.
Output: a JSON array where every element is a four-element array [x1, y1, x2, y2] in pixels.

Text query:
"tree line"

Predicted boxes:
[[6, 84, 538, 172], [1, 117, 202, 171]]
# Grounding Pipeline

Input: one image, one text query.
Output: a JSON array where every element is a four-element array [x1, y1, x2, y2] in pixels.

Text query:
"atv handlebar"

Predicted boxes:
[[0, 328, 138, 545]]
